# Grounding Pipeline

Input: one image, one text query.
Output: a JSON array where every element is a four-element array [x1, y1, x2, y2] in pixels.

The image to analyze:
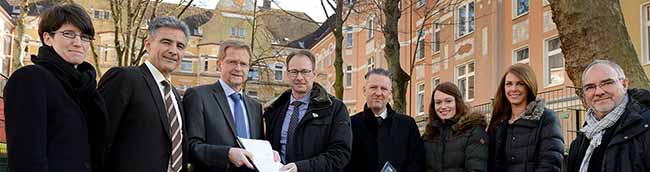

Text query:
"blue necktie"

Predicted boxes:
[[230, 93, 249, 139]]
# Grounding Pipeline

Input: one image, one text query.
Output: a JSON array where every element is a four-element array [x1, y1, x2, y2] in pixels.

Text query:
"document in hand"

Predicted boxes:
[[238, 138, 285, 172]]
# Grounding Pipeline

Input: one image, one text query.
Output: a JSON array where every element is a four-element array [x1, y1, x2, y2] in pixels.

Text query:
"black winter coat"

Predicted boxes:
[[264, 83, 352, 172], [345, 104, 424, 172], [424, 112, 488, 172], [488, 99, 564, 172], [4, 46, 107, 172], [566, 88, 650, 172]]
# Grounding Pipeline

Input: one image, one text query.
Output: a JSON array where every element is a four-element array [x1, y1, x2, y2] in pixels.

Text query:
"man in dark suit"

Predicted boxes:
[[344, 68, 424, 172], [183, 40, 271, 172], [98, 16, 190, 172]]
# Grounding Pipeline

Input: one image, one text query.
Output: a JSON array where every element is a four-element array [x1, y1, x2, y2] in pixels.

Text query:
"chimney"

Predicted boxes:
[[263, 0, 271, 9]]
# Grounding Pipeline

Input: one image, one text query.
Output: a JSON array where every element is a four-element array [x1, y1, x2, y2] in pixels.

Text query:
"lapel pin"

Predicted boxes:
[[312, 113, 319, 118]]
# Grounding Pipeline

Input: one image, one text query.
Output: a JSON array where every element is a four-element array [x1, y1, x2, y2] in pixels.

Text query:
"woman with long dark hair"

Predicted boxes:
[[4, 4, 106, 172], [424, 82, 488, 172], [487, 63, 564, 172]]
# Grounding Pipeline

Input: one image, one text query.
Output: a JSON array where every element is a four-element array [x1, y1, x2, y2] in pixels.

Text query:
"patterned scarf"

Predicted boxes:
[[578, 95, 628, 172]]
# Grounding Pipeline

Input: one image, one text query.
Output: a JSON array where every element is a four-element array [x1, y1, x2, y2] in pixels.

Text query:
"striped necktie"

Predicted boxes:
[[161, 81, 183, 172]]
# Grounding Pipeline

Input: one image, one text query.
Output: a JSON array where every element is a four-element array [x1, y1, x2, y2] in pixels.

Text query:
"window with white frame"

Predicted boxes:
[[248, 67, 260, 80], [239, 28, 246, 37], [432, 77, 440, 87], [514, 47, 530, 64], [545, 37, 565, 86], [104, 11, 110, 19], [367, 16, 375, 39], [456, 62, 475, 101], [248, 91, 258, 99], [432, 57, 440, 73], [194, 28, 203, 36], [432, 22, 441, 53], [345, 65, 352, 88], [94, 10, 101, 19], [0, 35, 3, 55], [416, 83, 425, 115], [102, 47, 108, 62], [325, 81, 332, 93], [230, 27, 237, 37], [3, 36, 10, 56], [318, 54, 324, 70], [345, 27, 353, 48], [273, 63, 284, 81], [457, 1, 475, 38], [416, 30, 425, 59], [180, 59, 193, 73], [328, 46, 334, 65], [513, 0, 529, 17], [367, 57, 374, 71], [416, 65, 424, 79], [641, 4, 650, 64]]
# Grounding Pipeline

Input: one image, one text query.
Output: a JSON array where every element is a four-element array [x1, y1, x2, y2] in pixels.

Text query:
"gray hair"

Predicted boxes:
[[217, 40, 253, 61], [581, 59, 626, 83], [148, 16, 190, 42], [365, 68, 392, 79]]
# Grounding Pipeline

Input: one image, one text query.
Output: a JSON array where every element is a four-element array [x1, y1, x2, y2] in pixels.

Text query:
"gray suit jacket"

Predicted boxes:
[[182, 81, 263, 172]]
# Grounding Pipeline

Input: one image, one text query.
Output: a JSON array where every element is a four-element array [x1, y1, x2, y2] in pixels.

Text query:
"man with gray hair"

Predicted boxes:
[[98, 16, 190, 172], [183, 40, 279, 172], [566, 59, 650, 172], [344, 68, 424, 172]]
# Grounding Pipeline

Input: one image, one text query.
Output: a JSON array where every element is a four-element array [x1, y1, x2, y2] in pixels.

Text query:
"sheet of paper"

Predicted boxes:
[[238, 138, 285, 172]]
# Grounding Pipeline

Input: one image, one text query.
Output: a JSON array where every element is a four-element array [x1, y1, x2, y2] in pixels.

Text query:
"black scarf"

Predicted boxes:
[[32, 46, 103, 108], [31, 46, 107, 170]]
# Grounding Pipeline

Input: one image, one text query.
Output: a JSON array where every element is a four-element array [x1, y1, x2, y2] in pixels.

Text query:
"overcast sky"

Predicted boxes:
[[163, 0, 332, 23]]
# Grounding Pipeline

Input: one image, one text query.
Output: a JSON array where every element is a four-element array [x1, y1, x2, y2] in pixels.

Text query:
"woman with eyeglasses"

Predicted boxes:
[[4, 4, 107, 172], [487, 64, 564, 172], [423, 82, 488, 172]]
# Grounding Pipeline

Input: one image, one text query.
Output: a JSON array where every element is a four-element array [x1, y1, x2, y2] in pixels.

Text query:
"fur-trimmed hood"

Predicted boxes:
[[425, 111, 487, 140], [431, 112, 487, 132], [451, 112, 488, 132], [517, 98, 546, 121]]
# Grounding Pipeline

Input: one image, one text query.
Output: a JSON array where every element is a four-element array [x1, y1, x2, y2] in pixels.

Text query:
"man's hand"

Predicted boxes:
[[228, 148, 255, 169], [273, 151, 280, 162], [279, 163, 297, 172]]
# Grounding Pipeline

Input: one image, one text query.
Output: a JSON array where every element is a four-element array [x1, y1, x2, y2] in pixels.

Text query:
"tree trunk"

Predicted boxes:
[[550, 0, 650, 89], [11, 0, 29, 73], [333, 0, 345, 99], [382, 0, 409, 113], [90, 41, 102, 77]]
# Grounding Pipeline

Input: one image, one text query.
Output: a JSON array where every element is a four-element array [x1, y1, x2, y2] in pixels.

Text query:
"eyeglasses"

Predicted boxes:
[[582, 78, 622, 95], [287, 69, 313, 78], [50, 30, 94, 42]]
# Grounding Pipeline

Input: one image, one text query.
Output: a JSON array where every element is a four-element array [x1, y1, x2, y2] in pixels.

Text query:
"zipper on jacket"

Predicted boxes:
[[441, 124, 448, 172]]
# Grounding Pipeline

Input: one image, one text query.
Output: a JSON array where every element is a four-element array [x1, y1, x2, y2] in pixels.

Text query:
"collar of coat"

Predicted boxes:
[[516, 98, 546, 121], [362, 103, 394, 115], [628, 88, 650, 110], [431, 111, 487, 133], [265, 82, 333, 113], [603, 88, 650, 147]]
